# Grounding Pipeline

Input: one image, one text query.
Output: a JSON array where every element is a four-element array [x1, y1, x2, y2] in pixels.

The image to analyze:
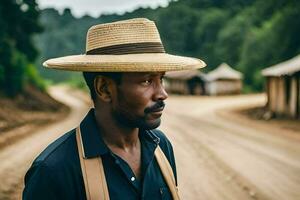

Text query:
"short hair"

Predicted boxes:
[[82, 72, 123, 101]]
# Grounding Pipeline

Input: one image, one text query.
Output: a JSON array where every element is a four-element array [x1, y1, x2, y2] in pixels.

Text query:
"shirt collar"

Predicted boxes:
[[142, 129, 160, 145], [79, 108, 161, 158]]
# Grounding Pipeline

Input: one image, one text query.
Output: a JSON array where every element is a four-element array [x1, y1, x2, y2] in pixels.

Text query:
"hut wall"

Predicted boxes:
[[187, 78, 205, 95], [276, 77, 286, 115], [167, 79, 189, 94], [267, 75, 300, 118], [289, 76, 297, 117], [193, 84, 203, 95], [207, 80, 242, 95], [298, 75, 300, 118], [183, 82, 189, 94], [268, 77, 278, 112], [163, 79, 170, 92], [206, 82, 217, 95], [266, 77, 270, 110], [265, 77, 270, 108]]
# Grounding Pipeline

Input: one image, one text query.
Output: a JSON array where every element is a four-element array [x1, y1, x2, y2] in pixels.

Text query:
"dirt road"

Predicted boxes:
[[161, 95, 300, 200], [0, 87, 299, 200]]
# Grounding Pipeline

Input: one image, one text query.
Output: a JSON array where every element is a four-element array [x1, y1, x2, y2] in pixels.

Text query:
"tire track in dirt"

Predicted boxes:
[[162, 113, 270, 200]]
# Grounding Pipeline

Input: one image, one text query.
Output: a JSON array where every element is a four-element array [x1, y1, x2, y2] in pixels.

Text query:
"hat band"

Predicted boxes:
[[86, 42, 165, 55]]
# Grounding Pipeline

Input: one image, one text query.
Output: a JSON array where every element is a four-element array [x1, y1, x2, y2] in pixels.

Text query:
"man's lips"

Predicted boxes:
[[149, 106, 165, 114], [147, 106, 164, 119], [145, 101, 165, 114]]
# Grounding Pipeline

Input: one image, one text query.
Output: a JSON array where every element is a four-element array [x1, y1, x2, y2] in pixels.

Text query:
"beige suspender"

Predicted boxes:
[[154, 146, 180, 200], [76, 127, 110, 200], [76, 127, 180, 200]]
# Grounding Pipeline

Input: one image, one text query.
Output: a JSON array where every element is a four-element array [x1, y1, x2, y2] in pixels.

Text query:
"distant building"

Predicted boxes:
[[205, 63, 243, 95], [165, 70, 206, 95], [262, 55, 300, 118]]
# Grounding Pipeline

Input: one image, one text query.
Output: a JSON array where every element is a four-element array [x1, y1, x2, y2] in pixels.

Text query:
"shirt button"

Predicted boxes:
[[131, 177, 135, 181]]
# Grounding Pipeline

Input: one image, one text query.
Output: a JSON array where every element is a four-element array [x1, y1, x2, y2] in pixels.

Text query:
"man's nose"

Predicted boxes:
[[154, 82, 168, 101]]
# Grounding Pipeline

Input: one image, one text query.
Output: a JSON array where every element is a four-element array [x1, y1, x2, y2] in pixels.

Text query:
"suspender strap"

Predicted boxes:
[[154, 146, 181, 200], [76, 126, 180, 200], [76, 127, 110, 200]]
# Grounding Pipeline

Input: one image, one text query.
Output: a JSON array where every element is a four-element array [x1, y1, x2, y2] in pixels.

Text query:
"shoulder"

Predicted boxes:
[[24, 129, 80, 188], [23, 129, 81, 199], [34, 129, 77, 168]]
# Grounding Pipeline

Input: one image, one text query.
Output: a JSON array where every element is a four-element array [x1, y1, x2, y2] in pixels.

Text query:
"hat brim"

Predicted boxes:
[[43, 53, 206, 72]]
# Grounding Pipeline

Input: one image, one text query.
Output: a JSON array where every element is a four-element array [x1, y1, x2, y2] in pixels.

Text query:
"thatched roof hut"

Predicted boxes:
[[206, 63, 242, 81], [205, 63, 243, 95], [262, 55, 300, 76], [262, 55, 300, 118], [165, 70, 206, 95]]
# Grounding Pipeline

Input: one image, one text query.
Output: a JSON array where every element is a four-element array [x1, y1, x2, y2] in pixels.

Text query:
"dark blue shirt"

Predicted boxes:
[[23, 109, 177, 200]]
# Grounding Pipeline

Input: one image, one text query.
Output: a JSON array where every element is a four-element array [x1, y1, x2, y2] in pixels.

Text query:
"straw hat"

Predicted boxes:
[[43, 18, 206, 72]]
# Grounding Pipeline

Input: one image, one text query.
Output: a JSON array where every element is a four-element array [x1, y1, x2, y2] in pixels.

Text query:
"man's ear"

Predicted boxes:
[[94, 76, 113, 102]]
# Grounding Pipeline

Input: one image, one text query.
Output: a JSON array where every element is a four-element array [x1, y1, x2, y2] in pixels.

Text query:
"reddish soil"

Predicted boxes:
[[0, 85, 70, 149]]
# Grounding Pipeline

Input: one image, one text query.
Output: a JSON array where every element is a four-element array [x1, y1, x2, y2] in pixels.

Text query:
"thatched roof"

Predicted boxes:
[[206, 63, 243, 81], [262, 54, 300, 77], [165, 70, 206, 80]]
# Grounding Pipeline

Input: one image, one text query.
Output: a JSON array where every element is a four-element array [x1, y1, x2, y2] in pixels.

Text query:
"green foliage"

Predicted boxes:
[[237, 1, 300, 90], [0, 65, 4, 87], [157, 4, 199, 55], [67, 73, 88, 91], [35, 8, 98, 82], [215, 13, 251, 67], [25, 64, 46, 91], [0, 0, 44, 96], [7, 51, 27, 96], [194, 8, 230, 68]]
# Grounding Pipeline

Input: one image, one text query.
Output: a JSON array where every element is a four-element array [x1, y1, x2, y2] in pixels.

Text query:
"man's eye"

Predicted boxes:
[[141, 80, 152, 86]]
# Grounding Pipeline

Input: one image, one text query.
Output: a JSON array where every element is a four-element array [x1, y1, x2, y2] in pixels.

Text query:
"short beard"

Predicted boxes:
[[112, 108, 161, 130], [112, 86, 163, 130]]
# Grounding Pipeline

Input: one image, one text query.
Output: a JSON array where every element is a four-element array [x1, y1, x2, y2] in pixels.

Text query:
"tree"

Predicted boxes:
[[0, 0, 43, 96]]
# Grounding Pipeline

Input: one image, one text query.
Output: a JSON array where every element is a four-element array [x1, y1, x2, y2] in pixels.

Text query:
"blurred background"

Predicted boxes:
[[0, 0, 300, 200]]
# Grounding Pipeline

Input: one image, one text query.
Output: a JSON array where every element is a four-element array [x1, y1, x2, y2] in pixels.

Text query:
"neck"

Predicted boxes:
[[94, 108, 139, 150]]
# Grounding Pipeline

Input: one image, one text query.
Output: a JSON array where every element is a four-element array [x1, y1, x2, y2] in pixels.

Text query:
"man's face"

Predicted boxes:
[[111, 72, 168, 130]]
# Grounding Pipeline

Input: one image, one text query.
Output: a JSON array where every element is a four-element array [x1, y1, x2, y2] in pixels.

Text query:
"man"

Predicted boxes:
[[23, 18, 205, 200]]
